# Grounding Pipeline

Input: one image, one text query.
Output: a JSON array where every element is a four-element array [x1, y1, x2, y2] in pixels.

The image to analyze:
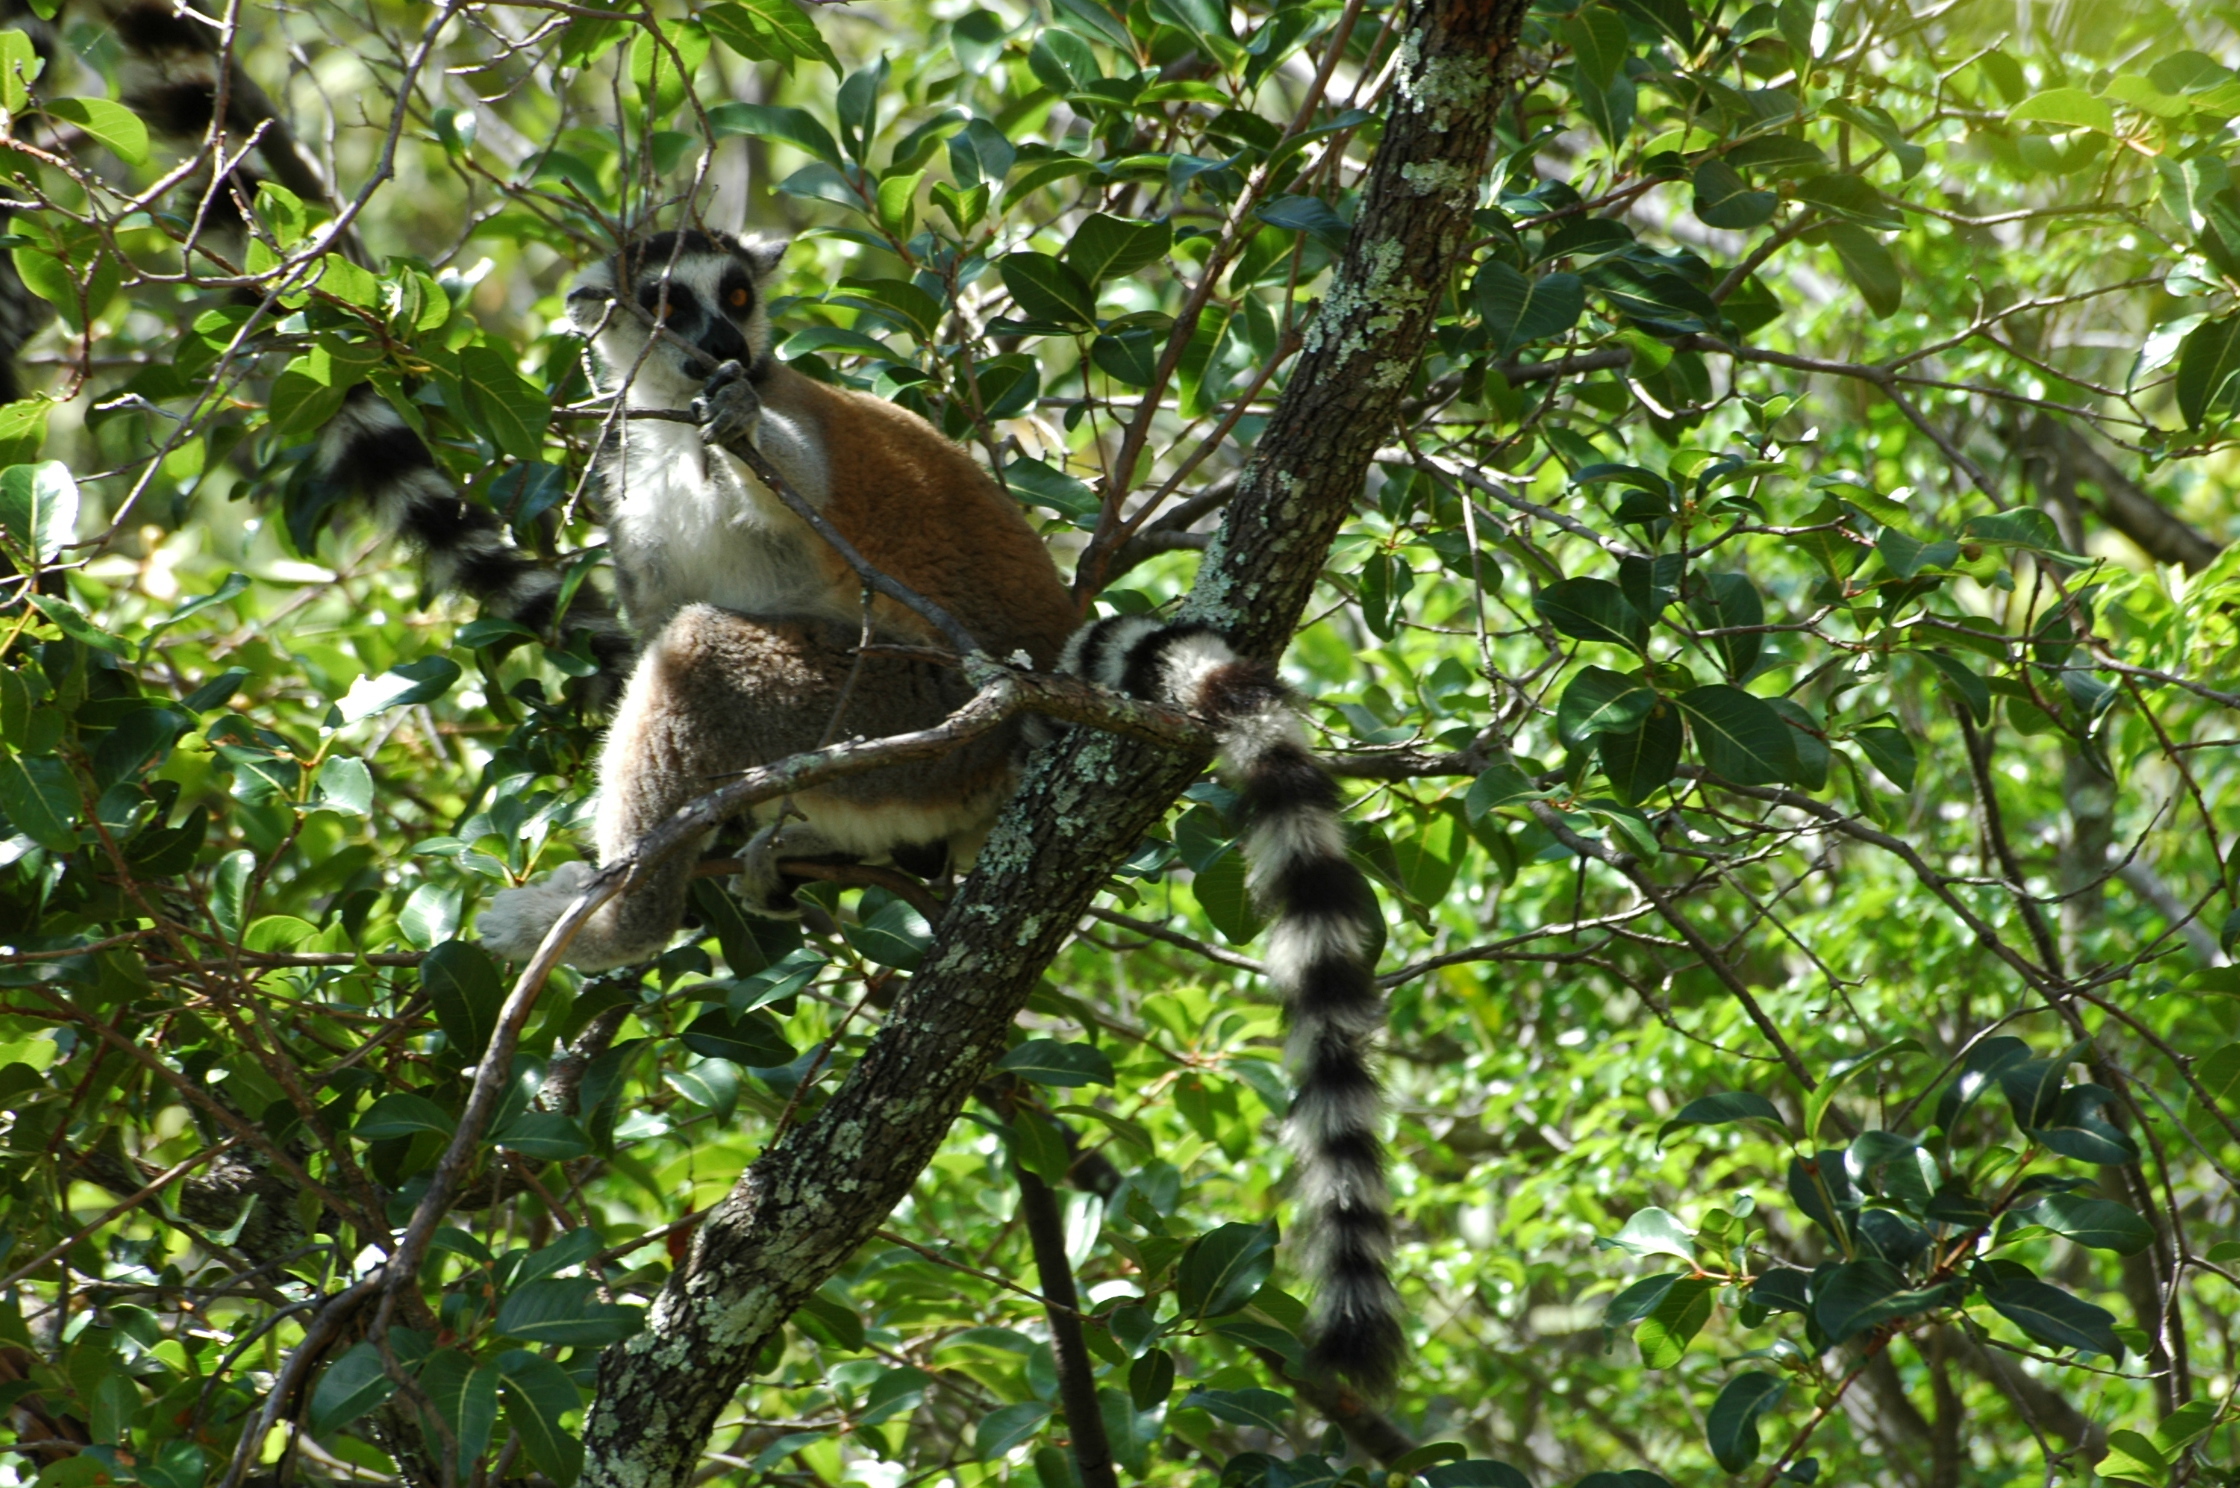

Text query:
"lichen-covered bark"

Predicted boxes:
[[577, 4, 1524, 1482]]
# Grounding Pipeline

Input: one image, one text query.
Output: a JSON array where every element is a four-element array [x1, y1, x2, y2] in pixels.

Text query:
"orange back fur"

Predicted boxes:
[[764, 369, 1079, 667]]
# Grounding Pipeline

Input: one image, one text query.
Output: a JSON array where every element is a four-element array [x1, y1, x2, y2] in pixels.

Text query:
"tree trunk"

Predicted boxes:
[[574, 3, 1526, 1483]]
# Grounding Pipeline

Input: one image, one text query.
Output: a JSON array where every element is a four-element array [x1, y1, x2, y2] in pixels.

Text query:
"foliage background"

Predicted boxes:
[[0, 0, 2236, 1484]]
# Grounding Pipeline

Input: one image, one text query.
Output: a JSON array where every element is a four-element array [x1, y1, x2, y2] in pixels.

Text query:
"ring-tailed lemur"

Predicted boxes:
[[473, 230, 1403, 1391]]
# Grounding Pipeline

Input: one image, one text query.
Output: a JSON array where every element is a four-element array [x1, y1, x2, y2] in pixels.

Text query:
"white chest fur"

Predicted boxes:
[[606, 394, 836, 635]]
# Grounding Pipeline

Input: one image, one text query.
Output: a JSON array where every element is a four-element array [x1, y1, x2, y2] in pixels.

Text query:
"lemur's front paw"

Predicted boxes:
[[480, 860, 595, 961], [693, 360, 762, 450]]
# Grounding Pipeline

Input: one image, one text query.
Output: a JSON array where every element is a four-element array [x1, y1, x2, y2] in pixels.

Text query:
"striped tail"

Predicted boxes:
[[315, 389, 634, 707], [1066, 616, 1402, 1394]]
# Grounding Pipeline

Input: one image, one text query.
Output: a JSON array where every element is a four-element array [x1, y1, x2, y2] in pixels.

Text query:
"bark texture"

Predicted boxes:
[[576, 4, 1525, 1482]]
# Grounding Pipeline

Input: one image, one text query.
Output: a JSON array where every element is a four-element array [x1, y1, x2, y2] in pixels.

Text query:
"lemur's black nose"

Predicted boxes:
[[695, 316, 750, 368]]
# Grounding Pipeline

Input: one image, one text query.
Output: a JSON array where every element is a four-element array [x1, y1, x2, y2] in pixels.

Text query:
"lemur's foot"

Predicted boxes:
[[694, 359, 762, 450], [732, 821, 837, 920], [479, 860, 595, 961]]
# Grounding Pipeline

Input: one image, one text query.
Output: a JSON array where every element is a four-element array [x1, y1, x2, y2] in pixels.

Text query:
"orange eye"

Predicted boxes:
[[728, 287, 751, 309]]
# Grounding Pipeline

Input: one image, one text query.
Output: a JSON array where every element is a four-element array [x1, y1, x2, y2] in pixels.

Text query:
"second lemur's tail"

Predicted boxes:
[[1066, 615, 1403, 1394], [315, 390, 635, 707]]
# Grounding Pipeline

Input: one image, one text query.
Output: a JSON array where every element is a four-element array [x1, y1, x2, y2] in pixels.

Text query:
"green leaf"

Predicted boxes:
[[458, 345, 550, 462], [1687, 572, 1764, 680], [2176, 316, 2240, 427], [1422, 1461, 1534, 1488], [307, 1342, 395, 1438], [1254, 195, 1351, 251], [1821, 222, 1902, 318], [1464, 763, 1538, 820], [1181, 1387, 1292, 1432], [2032, 1193, 2155, 1255], [1962, 508, 2068, 553], [338, 656, 463, 721], [45, 97, 151, 164], [0, 748, 77, 852], [1536, 576, 1646, 650], [999, 252, 1098, 329], [0, 29, 42, 113], [1177, 1222, 1276, 1317], [1692, 159, 1778, 230], [1658, 1089, 1790, 1143], [1556, 666, 1656, 748], [421, 939, 505, 1061], [2098, 1429, 2170, 1488], [1190, 848, 1265, 944], [680, 1008, 796, 1067], [1610, 1207, 1695, 1260], [315, 755, 373, 815], [1804, 1039, 1923, 1142], [1851, 725, 1917, 791], [700, 0, 842, 78], [417, 1350, 500, 1476], [1561, 5, 1631, 88], [1978, 1271, 2124, 1358], [0, 460, 77, 566], [355, 1091, 456, 1139], [2010, 87, 2115, 133], [494, 1277, 644, 1347], [975, 1400, 1052, 1459], [1635, 1276, 1716, 1367], [1476, 261, 1585, 358], [496, 1349, 585, 1487], [0, 398, 49, 467], [706, 101, 843, 164], [1676, 685, 1798, 786], [1706, 1372, 1785, 1472], [1815, 1259, 1952, 1341], [1066, 213, 1174, 284], [847, 895, 931, 969], [1598, 702, 1682, 806], [997, 1038, 1115, 1087], [1793, 173, 1903, 230], [1921, 651, 1991, 725]]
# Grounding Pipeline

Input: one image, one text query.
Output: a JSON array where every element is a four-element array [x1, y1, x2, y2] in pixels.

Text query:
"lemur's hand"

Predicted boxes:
[[694, 359, 763, 450]]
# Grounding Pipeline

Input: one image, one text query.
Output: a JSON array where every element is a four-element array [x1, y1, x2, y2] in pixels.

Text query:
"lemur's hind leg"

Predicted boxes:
[[480, 604, 1025, 970]]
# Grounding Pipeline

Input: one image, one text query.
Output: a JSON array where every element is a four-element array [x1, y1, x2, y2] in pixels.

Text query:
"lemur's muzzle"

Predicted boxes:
[[693, 314, 750, 371]]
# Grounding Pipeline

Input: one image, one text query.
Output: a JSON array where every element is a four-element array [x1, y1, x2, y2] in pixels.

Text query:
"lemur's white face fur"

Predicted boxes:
[[566, 230, 786, 404]]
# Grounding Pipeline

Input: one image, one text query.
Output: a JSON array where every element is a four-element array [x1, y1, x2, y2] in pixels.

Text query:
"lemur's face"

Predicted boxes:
[[567, 230, 785, 393]]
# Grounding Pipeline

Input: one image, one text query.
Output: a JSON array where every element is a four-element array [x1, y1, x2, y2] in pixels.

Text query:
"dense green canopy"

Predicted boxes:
[[0, 0, 2234, 1485]]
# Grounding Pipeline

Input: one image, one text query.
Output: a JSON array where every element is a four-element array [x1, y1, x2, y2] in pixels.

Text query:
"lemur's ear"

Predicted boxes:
[[563, 264, 616, 336], [739, 235, 789, 281]]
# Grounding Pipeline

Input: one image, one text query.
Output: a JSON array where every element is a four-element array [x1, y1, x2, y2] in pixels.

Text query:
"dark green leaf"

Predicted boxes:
[[1978, 1272, 2124, 1359], [999, 252, 1098, 329], [1794, 173, 1903, 229], [422, 939, 505, 1061], [496, 1349, 585, 1487], [1465, 763, 1537, 820], [1536, 577, 1646, 649], [1178, 1222, 1276, 1317], [356, 1091, 456, 1139], [494, 1277, 645, 1347], [847, 895, 931, 969], [1676, 685, 1799, 785], [308, 1342, 395, 1438], [1657, 1089, 1789, 1143], [1065, 213, 1173, 284], [1598, 702, 1682, 806], [1561, 6, 1631, 88], [1706, 1372, 1785, 1472], [2176, 316, 2240, 426], [1423, 1461, 1533, 1488], [1181, 1387, 1291, 1432], [1693, 159, 1777, 230], [1688, 572, 1765, 679], [997, 1038, 1115, 1087], [1254, 194, 1351, 251], [1850, 726, 1916, 790], [338, 656, 462, 722], [491, 1111, 591, 1161], [1603, 1273, 1681, 1328], [681, 1009, 796, 1068], [1476, 262, 1584, 357], [975, 1400, 1052, 1458], [1556, 666, 1656, 747], [417, 1350, 499, 1475], [2031, 1082, 2140, 1165], [2032, 1194, 2154, 1255], [1636, 1276, 1717, 1367], [1814, 1258, 1953, 1341], [1821, 222, 1902, 318]]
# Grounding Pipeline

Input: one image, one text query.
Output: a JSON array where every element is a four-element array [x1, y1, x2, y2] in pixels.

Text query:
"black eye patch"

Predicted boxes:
[[717, 276, 755, 314], [635, 280, 700, 322]]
